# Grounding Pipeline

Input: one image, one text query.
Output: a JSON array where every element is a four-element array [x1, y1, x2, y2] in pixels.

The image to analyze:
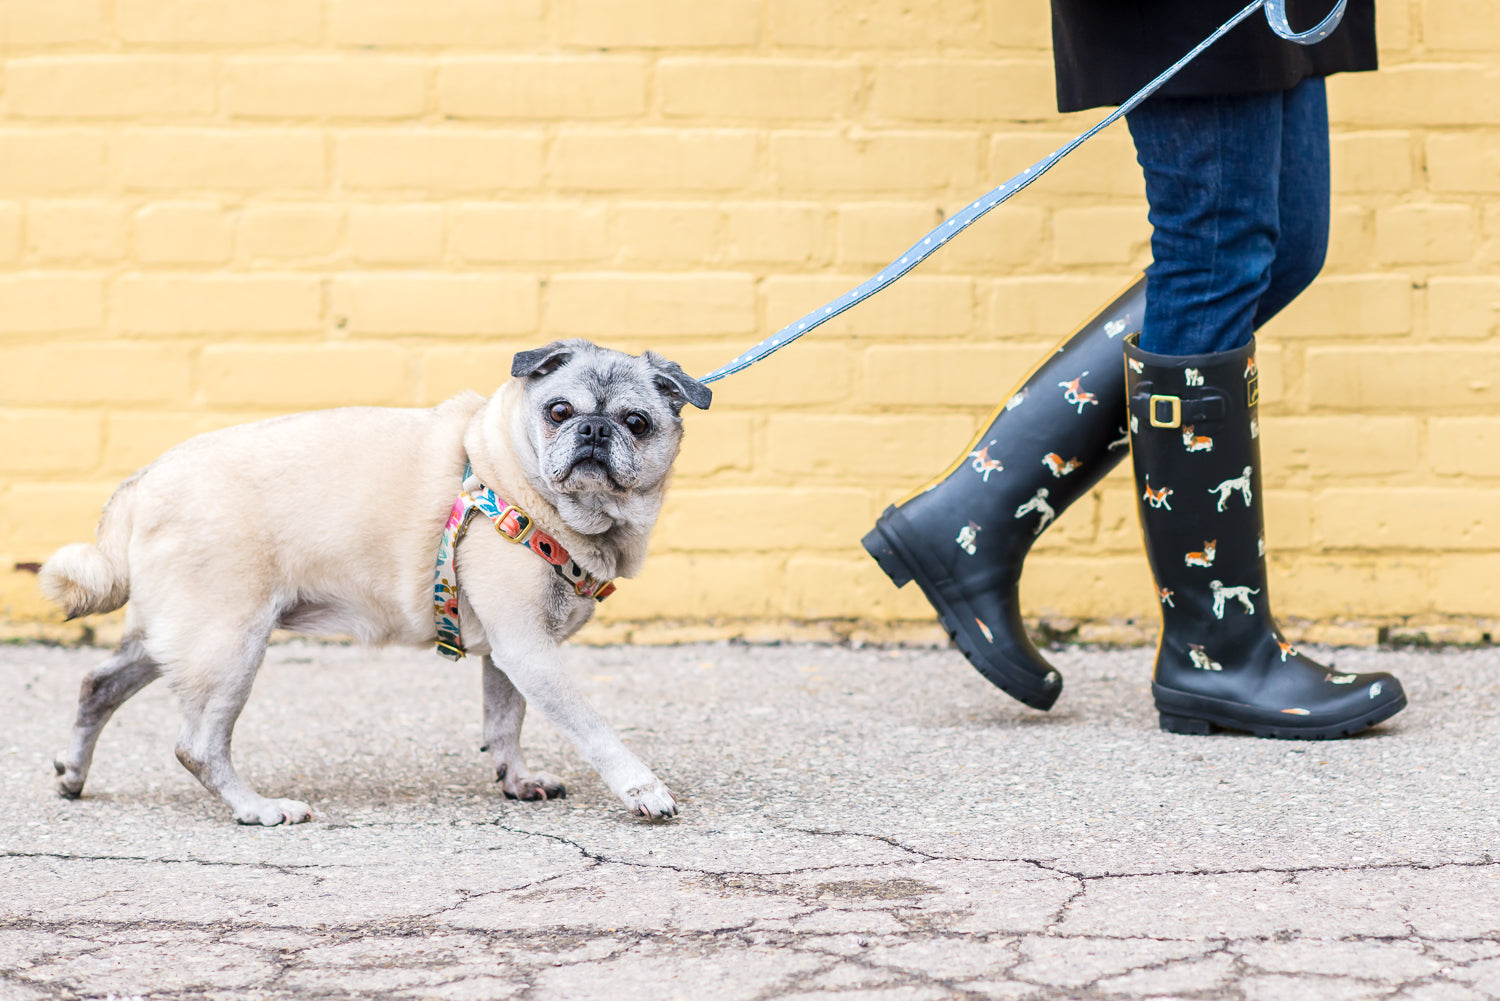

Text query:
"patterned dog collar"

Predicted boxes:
[[434, 464, 615, 660]]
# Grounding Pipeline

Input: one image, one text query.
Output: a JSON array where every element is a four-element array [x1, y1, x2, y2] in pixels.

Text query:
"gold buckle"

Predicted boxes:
[[435, 640, 466, 659], [1149, 394, 1182, 428], [494, 505, 535, 544]]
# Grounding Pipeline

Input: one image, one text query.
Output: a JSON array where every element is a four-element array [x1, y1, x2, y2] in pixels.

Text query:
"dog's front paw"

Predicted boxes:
[[622, 781, 678, 821], [54, 757, 85, 799], [500, 768, 567, 801], [234, 798, 313, 826]]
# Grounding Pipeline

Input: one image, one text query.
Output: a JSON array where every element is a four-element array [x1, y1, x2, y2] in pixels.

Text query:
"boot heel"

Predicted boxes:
[[861, 525, 913, 588], [1159, 712, 1215, 735]]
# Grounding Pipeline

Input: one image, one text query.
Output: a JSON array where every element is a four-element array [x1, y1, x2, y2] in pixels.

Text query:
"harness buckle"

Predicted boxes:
[[1149, 394, 1182, 429], [493, 505, 535, 544]]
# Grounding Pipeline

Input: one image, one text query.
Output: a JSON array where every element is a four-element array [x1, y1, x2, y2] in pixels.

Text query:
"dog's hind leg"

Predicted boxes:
[[54, 637, 161, 799], [164, 617, 312, 826], [481, 655, 566, 801]]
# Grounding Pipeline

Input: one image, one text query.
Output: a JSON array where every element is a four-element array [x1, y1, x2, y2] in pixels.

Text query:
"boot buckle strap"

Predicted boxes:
[[1149, 394, 1182, 428]]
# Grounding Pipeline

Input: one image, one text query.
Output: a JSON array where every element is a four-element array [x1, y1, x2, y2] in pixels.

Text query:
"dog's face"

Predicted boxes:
[[507, 339, 711, 534]]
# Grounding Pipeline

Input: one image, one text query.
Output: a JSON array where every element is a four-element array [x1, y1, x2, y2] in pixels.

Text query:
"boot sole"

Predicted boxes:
[[862, 515, 1061, 711], [1155, 686, 1408, 740]]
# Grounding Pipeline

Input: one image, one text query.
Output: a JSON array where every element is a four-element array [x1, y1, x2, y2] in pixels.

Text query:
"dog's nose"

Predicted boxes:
[[577, 417, 612, 441]]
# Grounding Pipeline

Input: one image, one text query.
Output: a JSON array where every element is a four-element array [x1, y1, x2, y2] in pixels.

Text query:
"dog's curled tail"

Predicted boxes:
[[37, 480, 135, 619]]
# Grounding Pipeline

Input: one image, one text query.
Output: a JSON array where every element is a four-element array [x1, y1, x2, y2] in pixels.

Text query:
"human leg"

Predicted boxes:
[[863, 276, 1144, 710]]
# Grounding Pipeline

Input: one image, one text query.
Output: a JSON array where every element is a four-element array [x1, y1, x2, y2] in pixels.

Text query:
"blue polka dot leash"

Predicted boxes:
[[698, 0, 1346, 386]]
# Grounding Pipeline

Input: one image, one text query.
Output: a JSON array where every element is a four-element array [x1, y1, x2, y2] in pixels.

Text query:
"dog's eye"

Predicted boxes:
[[623, 412, 651, 437], [548, 402, 573, 423]]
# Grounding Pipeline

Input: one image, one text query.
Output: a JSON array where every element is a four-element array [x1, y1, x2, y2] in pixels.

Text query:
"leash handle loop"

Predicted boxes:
[[697, 0, 1345, 386]]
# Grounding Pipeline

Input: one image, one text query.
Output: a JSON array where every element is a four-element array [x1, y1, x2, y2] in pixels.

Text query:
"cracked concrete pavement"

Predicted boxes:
[[2, 638, 1499, 999]]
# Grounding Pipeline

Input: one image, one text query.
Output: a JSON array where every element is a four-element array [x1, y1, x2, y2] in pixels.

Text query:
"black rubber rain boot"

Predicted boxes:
[[862, 275, 1145, 710], [1124, 335, 1407, 738]]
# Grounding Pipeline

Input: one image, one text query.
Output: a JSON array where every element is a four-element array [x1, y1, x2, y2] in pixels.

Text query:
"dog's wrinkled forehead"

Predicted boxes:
[[511, 339, 711, 414]]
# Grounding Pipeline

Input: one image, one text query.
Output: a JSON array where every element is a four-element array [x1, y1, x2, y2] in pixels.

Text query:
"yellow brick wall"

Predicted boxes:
[[1, 0, 1496, 643]]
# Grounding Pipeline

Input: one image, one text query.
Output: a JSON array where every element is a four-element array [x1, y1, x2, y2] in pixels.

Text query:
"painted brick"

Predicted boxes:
[[1274, 557, 1435, 619], [547, 273, 757, 337], [0, 344, 193, 405], [1431, 555, 1500, 617], [329, 0, 546, 47], [1328, 65, 1500, 128], [438, 57, 648, 120], [329, 274, 539, 337], [241, 204, 345, 263], [1429, 418, 1500, 479], [768, 0, 985, 49], [6, 57, 215, 119], [200, 344, 411, 408], [871, 59, 1055, 122], [116, 275, 322, 335], [666, 343, 854, 407], [659, 59, 860, 120], [672, 413, 755, 478], [1051, 205, 1151, 266], [1019, 555, 1158, 619], [1330, 132, 1413, 193], [418, 345, 525, 404], [1426, 278, 1500, 340], [726, 203, 826, 265], [598, 554, 782, 621], [347, 205, 444, 265], [1263, 489, 1312, 551], [0, 0, 105, 45], [863, 343, 1054, 407], [450, 204, 605, 264], [771, 131, 982, 195], [0, 274, 105, 333], [1422, 0, 1500, 52], [764, 414, 979, 478], [25, 201, 127, 264], [764, 275, 975, 337], [613, 204, 724, 267], [988, 132, 1144, 197], [0, 204, 20, 264], [984, 275, 1140, 339], [1374, 0, 1413, 53], [0, 410, 101, 473], [1264, 275, 1413, 338], [551, 129, 758, 193], [103, 411, 250, 475], [560, 0, 761, 48], [1427, 133, 1500, 194], [785, 555, 947, 620], [0, 482, 120, 555], [1322, 205, 1373, 272], [225, 58, 429, 120], [1260, 417, 1422, 480], [986, 0, 1052, 49], [1305, 347, 1500, 413], [117, 0, 321, 43], [0, 132, 107, 193], [1314, 488, 1500, 550], [1374, 204, 1478, 265], [133, 201, 234, 264], [656, 487, 875, 551], [836, 202, 941, 267], [119, 129, 326, 192], [338, 131, 545, 193], [939, 205, 1048, 270]]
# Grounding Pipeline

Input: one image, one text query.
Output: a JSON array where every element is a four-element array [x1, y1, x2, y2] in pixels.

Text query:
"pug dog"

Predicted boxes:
[[39, 339, 711, 826]]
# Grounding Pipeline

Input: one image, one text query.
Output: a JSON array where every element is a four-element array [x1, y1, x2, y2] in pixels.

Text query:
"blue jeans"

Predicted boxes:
[[1125, 77, 1330, 356]]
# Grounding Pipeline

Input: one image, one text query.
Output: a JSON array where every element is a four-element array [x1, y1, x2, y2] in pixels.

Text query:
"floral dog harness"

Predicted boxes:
[[434, 464, 615, 660]]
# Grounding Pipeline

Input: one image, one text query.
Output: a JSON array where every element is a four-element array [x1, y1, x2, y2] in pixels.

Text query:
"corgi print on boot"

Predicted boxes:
[[861, 276, 1147, 711], [1126, 334, 1406, 739]]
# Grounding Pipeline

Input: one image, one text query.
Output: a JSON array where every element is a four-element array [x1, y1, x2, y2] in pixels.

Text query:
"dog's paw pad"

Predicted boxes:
[[623, 781, 678, 821], [500, 769, 567, 802], [235, 798, 314, 826]]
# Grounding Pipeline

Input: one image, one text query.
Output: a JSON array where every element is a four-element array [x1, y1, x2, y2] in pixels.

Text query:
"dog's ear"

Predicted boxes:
[[511, 341, 578, 379], [644, 353, 712, 412]]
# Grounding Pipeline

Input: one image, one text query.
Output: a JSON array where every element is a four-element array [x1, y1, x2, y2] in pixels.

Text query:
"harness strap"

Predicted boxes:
[[434, 466, 615, 661]]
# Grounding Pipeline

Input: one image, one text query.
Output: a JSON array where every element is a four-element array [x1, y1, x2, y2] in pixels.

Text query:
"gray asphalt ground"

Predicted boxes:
[[2, 638, 1499, 1000]]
